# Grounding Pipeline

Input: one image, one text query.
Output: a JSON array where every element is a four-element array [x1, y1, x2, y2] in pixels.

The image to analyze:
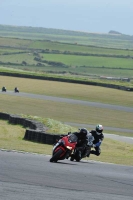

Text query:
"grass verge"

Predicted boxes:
[[0, 95, 133, 131]]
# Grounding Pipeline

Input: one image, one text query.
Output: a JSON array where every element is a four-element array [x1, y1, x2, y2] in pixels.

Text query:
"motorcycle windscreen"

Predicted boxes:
[[68, 134, 78, 143]]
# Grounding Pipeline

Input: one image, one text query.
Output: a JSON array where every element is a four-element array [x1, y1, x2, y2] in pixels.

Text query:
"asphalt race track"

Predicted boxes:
[[0, 150, 133, 200]]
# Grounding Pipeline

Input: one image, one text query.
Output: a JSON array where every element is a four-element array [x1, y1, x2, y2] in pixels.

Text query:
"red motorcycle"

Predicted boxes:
[[50, 134, 78, 162]]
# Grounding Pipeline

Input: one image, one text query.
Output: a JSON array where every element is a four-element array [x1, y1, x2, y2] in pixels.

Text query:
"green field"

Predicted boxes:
[[0, 25, 133, 80], [0, 53, 37, 65], [1, 52, 133, 69], [41, 53, 133, 69], [0, 36, 133, 79], [1, 36, 133, 56], [0, 24, 133, 49]]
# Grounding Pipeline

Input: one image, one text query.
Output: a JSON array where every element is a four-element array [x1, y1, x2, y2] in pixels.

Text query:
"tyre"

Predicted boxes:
[[50, 149, 64, 162], [75, 151, 81, 162], [70, 154, 75, 161]]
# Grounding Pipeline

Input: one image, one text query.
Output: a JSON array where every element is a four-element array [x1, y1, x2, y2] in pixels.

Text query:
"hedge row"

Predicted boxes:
[[0, 72, 133, 91], [0, 112, 61, 145]]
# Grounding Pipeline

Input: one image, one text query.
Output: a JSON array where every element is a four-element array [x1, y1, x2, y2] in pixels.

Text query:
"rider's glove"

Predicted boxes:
[[95, 141, 102, 147]]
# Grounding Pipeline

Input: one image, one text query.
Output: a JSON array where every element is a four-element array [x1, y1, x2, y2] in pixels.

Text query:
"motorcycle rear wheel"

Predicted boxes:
[[50, 149, 64, 162]]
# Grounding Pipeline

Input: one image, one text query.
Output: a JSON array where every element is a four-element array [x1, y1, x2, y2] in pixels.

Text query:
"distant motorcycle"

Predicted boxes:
[[50, 134, 78, 163], [14, 87, 19, 93], [2, 86, 6, 92], [70, 133, 94, 162]]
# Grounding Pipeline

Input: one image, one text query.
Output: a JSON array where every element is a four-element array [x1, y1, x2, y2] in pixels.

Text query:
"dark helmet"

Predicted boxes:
[[96, 124, 103, 135], [79, 128, 88, 135]]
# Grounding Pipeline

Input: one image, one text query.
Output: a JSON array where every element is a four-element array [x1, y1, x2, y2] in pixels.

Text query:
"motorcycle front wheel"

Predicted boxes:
[[49, 149, 64, 162]]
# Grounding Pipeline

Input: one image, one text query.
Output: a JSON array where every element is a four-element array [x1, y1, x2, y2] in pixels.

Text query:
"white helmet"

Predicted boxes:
[[96, 124, 103, 135]]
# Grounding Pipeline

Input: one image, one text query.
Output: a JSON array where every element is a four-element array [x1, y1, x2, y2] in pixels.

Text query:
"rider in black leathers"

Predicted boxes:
[[71, 128, 90, 159]]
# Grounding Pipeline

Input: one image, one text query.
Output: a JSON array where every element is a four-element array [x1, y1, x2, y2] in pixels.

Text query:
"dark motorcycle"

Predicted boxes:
[[50, 134, 78, 163], [2, 86, 6, 92], [70, 133, 94, 162], [14, 87, 19, 93]]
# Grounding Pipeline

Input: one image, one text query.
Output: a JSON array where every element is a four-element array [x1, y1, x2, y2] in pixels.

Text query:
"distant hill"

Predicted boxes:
[[109, 30, 122, 35]]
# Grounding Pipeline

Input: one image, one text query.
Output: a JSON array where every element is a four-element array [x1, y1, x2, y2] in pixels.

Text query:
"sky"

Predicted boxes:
[[0, 0, 133, 35]]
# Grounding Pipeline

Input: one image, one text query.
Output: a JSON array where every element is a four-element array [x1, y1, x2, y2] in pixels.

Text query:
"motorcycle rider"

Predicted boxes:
[[71, 128, 91, 159], [89, 124, 104, 156]]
